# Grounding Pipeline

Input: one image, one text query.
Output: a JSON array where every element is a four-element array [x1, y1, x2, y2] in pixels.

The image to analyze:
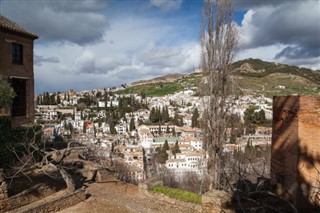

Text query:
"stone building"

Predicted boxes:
[[0, 15, 38, 126], [271, 96, 320, 209]]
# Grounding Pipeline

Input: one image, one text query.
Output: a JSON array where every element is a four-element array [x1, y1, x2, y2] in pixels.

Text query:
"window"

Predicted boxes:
[[12, 43, 23, 64]]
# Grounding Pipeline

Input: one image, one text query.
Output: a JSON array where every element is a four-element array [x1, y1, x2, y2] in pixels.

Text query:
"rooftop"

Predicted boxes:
[[0, 14, 38, 39]]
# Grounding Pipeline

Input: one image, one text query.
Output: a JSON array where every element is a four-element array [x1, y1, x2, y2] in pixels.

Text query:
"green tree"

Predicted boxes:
[[192, 107, 200, 128], [110, 123, 117, 134], [83, 121, 86, 133], [68, 123, 73, 135], [172, 127, 176, 136], [141, 91, 146, 99], [49, 93, 56, 105], [56, 94, 61, 104], [154, 141, 169, 164], [244, 106, 268, 126], [163, 140, 169, 151], [149, 107, 156, 123], [244, 105, 257, 125], [173, 110, 182, 126], [36, 95, 41, 105], [129, 117, 135, 132], [93, 125, 97, 137], [172, 141, 181, 155]]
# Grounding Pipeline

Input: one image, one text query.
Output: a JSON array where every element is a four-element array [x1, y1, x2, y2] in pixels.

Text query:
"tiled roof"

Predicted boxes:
[[0, 15, 38, 39]]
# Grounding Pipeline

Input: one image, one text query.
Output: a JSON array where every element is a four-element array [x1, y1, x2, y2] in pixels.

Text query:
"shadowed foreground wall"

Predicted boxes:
[[272, 96, 320, 209]]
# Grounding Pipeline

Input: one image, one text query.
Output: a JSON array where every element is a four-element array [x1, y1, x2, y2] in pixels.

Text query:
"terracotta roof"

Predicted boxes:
[[0, 15, 38, 39]]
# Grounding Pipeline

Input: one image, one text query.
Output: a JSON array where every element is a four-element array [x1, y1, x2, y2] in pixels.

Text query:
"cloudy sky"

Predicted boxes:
[[0, 0, 319, 94]]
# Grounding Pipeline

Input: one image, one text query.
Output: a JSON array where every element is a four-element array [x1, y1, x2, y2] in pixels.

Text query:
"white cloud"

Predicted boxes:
[[1, 0, 109, 45], [237, 44, 286, 62], [238, 1, 320, 70], [34, 16, 200, 93], [150, 0, 183, 12]]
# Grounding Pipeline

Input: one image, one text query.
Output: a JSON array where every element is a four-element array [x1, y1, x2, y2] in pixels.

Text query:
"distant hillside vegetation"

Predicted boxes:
[[116, 59, 320, 97], [232, 58, 320, 85], [131, 73, 184, 86]]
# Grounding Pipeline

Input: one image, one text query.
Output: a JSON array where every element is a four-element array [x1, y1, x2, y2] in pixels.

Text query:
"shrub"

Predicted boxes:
[[0, 119, 42, 169], [0, 75, 15, 109]]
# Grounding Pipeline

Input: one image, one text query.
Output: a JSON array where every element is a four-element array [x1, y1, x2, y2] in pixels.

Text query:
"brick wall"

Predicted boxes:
[[0, 29, 35, 127], [271, 96, 320, 208]]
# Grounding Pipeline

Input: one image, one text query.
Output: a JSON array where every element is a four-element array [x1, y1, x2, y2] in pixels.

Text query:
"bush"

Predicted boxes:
[[0, 118, 42, 169], [151, 185, 202, 204], [0, 75, 15, 108]]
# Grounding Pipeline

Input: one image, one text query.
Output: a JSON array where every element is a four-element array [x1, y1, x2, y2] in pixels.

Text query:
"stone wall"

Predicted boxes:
[[271, 96, 320, 208], [12, 188, 86, 213], [0, 184, 56, 212]]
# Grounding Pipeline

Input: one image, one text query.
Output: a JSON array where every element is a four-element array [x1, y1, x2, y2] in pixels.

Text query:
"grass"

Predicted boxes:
[[151, 185, 202, 205], [117, 81, 185, 97]]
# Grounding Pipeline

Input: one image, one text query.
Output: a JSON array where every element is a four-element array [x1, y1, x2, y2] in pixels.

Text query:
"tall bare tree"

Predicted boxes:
[[200, 0, 238, 190]]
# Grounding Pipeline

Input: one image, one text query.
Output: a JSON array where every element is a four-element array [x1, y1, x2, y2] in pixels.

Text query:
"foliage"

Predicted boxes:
[[149, 106, 170, 124], [129, 117, 135, 131], [173, 110, 183, 127], [0, 117, 42, 168], [117, 81, 184, 97], [151, 185, 202, 204], [191, 107, 200, 128], [83, 121, 86, 133], [154, 143, 169, 164], [244, 106, 268, 126], [172, 140, 181, 155], [228, 113, 244, 143], [0, 75, 16, 109]]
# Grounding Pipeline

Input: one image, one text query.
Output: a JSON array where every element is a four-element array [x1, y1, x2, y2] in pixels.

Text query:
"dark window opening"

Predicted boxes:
[[11, 78, 27, 117], [12, 43, 23, 65]]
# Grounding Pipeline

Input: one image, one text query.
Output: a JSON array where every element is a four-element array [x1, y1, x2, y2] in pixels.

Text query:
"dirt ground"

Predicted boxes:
[[57, 182, 199, 213]]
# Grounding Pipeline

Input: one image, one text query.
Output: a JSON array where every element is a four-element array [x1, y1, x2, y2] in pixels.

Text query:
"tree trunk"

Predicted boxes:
[[60, 168, 76, 191], [201, 0, 238, 190]]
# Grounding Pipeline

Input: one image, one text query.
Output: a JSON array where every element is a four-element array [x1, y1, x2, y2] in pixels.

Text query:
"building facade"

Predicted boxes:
[[0, 15, 38, 126], [271, 96, 320, 209]]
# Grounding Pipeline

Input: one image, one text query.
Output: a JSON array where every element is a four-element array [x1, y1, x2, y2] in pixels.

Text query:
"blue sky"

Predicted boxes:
[[0, 0, 319, 94]]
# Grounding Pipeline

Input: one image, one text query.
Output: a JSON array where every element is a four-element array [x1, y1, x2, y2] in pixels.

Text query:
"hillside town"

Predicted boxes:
[[36, 86, 273, 182], [1, 0, 319, 211]]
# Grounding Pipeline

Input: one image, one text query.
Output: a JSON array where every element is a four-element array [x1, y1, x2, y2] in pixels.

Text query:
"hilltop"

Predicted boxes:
[[116, 58, 320, 98]]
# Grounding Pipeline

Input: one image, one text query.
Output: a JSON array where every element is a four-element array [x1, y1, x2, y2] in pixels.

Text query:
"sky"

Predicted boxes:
[[0, 0, 319, 94]]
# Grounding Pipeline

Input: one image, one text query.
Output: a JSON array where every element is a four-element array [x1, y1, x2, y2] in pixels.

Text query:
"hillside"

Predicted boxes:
[[116, 59, 320, 97], [131, 73, 184, 85], [232, 58, 320, 85]]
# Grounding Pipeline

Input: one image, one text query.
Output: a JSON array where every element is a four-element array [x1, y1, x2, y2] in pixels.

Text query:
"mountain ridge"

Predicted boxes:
[[116, 58, 320, 97]]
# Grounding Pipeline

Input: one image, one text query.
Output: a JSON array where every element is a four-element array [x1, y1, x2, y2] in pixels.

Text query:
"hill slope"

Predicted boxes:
[[116, 59, 320, 97]]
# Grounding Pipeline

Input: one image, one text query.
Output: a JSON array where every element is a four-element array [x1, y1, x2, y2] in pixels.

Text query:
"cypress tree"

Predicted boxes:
[[129, 117, 135, 131], [83, 121, 86, 133], [192, 107, 199, 128]]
